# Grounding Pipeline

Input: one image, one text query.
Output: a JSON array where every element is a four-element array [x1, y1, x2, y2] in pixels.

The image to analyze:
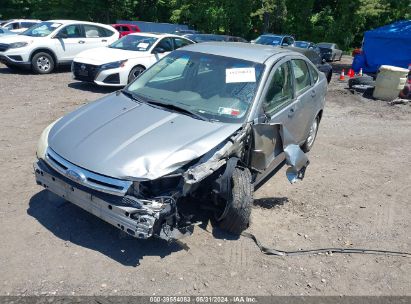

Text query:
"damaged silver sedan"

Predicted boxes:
[[34, 42, 327, 241]]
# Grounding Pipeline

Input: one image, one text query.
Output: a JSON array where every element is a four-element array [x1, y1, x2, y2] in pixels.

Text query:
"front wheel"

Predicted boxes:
[[218, 167, 253, 235], [302, 116, 320, 152], [31, 52, 55, 74], [128, 66, 145, 83]]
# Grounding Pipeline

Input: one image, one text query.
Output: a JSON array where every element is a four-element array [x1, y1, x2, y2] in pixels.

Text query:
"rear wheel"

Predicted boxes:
[[218, 167, 253, 235], [128, 66, 145, 83], [31, 52, 55, 74], [302, 115, 319, 152]]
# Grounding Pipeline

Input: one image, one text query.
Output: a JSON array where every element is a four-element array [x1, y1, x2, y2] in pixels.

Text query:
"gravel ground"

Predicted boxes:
[[0, 57, 410, 296]]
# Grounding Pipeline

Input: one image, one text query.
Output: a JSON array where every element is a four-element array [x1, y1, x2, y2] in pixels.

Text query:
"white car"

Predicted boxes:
[[72, 33, 194, 86], [1, 19, 41, 33], [0, 20, 119, 74]]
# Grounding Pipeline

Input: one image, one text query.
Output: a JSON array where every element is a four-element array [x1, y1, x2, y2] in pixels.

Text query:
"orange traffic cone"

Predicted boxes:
[[339, 69, 345, 81], [348, 69, 355, 78], [358, 68, 363, 76]]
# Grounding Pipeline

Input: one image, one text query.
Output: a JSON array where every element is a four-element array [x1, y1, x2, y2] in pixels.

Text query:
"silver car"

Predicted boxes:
[[34, 42, 327, 241]]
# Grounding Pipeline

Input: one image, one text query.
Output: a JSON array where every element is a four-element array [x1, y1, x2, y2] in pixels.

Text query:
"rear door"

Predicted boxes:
[[290, 58, 316, 142], [82, 24, 115, 49]]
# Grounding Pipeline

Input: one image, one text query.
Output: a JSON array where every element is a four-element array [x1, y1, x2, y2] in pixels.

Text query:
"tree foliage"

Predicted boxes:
[[0, 0, 410, 49]]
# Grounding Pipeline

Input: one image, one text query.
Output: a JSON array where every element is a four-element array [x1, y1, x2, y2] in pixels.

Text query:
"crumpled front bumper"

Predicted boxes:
[[33, 159, 163, 239]]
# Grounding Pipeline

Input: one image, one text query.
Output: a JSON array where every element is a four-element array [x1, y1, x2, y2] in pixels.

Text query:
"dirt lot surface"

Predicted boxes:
[[0, 56, 410, 296]]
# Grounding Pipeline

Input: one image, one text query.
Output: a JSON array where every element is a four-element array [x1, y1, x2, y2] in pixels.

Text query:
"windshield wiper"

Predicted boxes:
[[144, 99, 210, 122], [120, 90, 143, 104]]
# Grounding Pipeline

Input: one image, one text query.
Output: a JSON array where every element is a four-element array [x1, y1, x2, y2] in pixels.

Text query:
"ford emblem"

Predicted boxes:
[[80, 64, 86, 71], [66, 169, 85, 183]]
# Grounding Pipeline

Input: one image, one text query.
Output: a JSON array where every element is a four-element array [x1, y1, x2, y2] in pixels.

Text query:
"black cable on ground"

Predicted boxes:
[[241, 232, 411, 257]]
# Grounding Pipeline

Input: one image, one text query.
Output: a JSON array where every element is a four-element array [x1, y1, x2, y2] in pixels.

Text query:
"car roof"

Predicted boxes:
[[47, 20, 111, 27], [260, 34, 291, 38], [5, 19, 41, 22], [181, 42, 297, 63]]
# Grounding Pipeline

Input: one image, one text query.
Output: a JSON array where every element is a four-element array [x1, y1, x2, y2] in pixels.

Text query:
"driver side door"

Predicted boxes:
[[149, 37, 173, 66], [53, 24, 85, 62], [250, 58, 300, 178]]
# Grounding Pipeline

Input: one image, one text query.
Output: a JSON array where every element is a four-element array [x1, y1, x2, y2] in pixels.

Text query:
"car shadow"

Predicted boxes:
[[27, 190, 182, 267], [68, 81, 119, 94], [253, 197, 289, 209], [0, 64, 72, 75]]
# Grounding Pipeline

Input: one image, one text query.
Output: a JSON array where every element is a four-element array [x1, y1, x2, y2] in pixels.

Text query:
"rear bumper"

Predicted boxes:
[[34, 159, 164, 239]]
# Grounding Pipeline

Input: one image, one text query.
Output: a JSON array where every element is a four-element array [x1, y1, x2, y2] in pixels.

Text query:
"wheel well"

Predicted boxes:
[[317, 110, 323, 122], [30, 49, 57, 64], [132, 64, 146, 71]]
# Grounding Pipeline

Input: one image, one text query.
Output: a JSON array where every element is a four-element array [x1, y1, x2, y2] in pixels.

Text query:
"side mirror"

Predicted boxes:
[[152, 47, 166, 54], [54, 32, 67, 39]]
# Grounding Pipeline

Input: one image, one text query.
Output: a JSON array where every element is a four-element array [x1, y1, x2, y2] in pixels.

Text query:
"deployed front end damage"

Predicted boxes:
[[34, 123, 309, 242]]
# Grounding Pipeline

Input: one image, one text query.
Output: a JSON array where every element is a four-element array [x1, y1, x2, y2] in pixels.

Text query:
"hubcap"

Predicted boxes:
[[37, 56, 50, 71], [306, 119, 318, 148]]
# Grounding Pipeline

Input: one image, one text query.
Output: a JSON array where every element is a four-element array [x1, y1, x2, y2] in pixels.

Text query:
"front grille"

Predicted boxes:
[[44, 148, 132, 196], [0, 43, 10, 52], [72, 62, 100, 82]]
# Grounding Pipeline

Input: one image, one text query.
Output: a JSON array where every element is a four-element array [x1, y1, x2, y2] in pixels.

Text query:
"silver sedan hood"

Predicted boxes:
[[48, 93, 241, 180]]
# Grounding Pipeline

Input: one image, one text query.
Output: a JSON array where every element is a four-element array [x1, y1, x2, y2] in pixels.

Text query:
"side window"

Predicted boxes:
[[173, 37, 192, 49], [84, 25, 104, 38], [264, 61, 293, 113], [334, 44, 339, 50], [291, 59, 311, 94], [6, 22, 19, 30], [307, 63, 319, 83], [58, 25, 83, 38], [156, 38, 173, 52]]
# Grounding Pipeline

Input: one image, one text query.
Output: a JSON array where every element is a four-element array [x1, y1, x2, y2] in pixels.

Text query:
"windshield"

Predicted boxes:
[[194, 35, 226, 42], [109, 35, 157, 51], [255, 35, 282, 46], [295, 41, 309, 48], [126, 50, 264, 123], [317, 43, 333, 48], [21, 21, 62, 37]]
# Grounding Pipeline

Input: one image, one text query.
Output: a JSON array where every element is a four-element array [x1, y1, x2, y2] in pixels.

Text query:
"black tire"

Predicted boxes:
[[128, 66, 145, 83], [332, 54, 336, 62], [218, 167, 253, 235], [348, 75, 375, 89], [302, 115, 320, 152], [326, 71, 332, 83], [31, 52, 55, 74]]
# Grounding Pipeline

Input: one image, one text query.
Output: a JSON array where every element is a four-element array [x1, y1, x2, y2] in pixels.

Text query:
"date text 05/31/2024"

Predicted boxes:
[[149, 296, 257, 303]]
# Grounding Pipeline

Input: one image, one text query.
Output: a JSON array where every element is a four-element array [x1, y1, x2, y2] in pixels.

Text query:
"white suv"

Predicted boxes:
[[0, 20, 119, 74], [72, 33, 193, 86], [1, 19, 41, 33]]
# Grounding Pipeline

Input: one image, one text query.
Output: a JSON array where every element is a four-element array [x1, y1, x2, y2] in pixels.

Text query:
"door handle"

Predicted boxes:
[[288, 107, 295, 117], [311, 90, 316, 97], [78, 40, 85, 44], [102, 39, 107, 42]]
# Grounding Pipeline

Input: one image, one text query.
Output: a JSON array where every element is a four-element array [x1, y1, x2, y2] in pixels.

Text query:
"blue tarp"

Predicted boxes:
[[360, 20, 411, 73]]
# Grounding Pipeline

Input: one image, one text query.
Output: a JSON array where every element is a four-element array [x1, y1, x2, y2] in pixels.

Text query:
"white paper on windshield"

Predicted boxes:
[[50, 23, 60, 28], [226, 67, 256, 83], [137, 42, 149, 49]]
